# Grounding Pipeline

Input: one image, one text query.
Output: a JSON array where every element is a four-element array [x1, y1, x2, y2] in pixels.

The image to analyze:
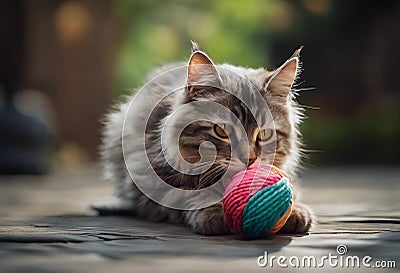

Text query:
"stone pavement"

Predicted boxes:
[[0, 167, 399, 272]]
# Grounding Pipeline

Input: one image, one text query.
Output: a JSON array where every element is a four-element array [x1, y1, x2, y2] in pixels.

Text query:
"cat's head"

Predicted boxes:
[[164, 42, 302, 186]]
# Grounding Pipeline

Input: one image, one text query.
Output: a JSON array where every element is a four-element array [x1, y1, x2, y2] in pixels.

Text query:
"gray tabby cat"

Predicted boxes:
[[95, 41, 313, 235]]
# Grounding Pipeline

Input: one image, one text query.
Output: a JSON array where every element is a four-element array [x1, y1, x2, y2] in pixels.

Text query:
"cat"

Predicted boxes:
[[94, 41, 313, 235]]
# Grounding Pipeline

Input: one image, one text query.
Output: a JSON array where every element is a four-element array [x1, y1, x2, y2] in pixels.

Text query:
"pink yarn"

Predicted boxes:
[[223, 164, 283, 235]]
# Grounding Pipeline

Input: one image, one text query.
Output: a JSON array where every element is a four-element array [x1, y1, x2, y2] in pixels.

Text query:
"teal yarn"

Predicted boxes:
[[241, 178, 293, 238]]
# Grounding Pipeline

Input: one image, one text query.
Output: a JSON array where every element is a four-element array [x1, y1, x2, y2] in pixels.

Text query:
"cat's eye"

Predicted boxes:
[[257, 129, 274, 143], [214, 124, 232, 139]]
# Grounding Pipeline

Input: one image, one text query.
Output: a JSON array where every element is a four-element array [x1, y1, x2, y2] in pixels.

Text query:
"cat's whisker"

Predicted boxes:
[[292, 87, 316, 92], [144, 150, 164, 173], [196, 164, 226, 190], [292, 80, 306, 87], [301, 149, 324, 154], [297, 104, 320, 110], [161, 160, 218, 182], [160, 172, 183, 182]]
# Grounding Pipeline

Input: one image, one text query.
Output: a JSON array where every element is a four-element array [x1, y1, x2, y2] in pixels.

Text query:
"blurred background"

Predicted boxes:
[[1, 0, 399, 174]]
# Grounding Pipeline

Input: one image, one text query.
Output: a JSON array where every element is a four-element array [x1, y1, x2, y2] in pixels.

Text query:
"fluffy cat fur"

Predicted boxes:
[[94, 41, 313, 235]]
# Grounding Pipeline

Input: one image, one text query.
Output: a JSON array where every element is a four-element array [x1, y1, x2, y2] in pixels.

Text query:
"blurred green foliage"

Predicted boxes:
[[113, 0, 297, 92], [301, 111, 400, 165]]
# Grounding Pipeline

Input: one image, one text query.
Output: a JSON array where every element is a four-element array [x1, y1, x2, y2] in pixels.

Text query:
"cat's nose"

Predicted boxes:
[[238, 155, 257, 166], [237, 148, 258, 166], [248, 157, 257, 166]]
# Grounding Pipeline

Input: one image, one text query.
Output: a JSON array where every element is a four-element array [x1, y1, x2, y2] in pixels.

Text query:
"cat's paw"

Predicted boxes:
[[186, 205, 232, 235], [279, 203, 313, 234]]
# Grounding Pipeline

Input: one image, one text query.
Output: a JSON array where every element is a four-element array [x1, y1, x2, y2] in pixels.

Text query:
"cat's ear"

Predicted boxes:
[[265, 48, 301, 101], [187, 50, 222, 91]]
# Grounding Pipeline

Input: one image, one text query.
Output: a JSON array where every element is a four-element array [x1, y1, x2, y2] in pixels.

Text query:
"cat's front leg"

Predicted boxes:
[[278, 202, 313, 234], [184, 203, 233, 235]]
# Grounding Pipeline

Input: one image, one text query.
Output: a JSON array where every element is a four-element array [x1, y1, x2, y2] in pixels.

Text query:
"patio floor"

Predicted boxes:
[[0, 166, 399, 272]]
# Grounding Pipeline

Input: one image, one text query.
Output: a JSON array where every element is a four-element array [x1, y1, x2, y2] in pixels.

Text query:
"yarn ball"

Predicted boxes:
[[223, 164, 293, 238]]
